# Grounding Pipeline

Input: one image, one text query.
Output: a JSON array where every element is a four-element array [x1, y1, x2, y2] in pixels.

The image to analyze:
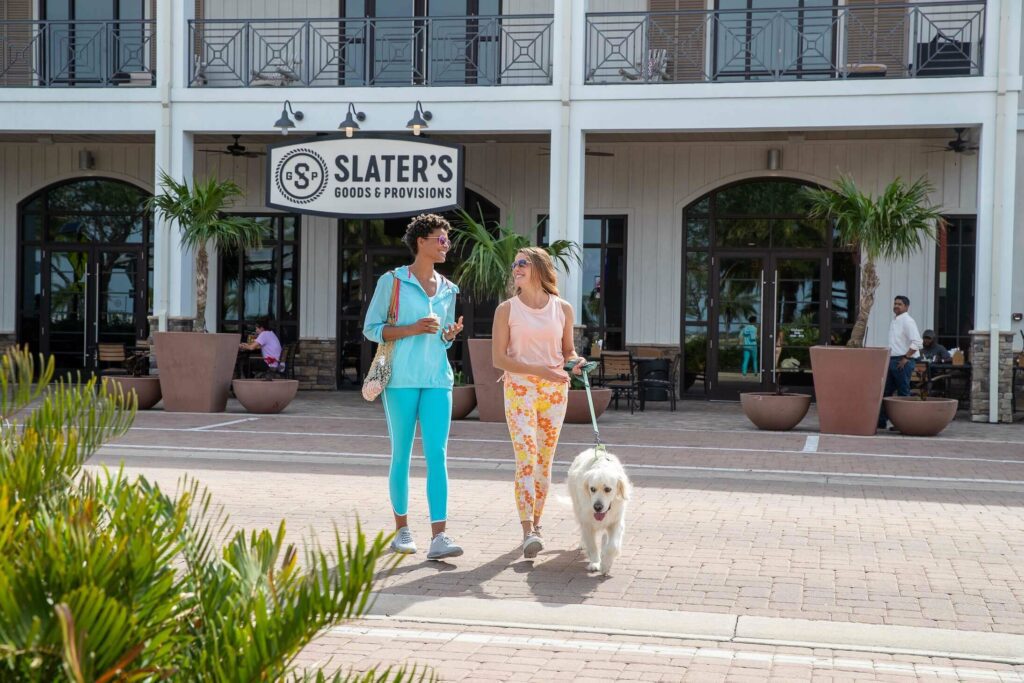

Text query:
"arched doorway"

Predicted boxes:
[[680, 178, 857, 400], [17, 178, 152, 375], [335, 188, 501, 387]]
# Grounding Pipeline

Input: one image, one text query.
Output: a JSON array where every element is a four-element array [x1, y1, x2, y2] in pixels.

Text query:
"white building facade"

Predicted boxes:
[[0, 0, 1020, 421]]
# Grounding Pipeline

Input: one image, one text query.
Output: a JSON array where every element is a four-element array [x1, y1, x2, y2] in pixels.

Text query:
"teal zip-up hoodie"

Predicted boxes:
[[363, 266, 459, 389]]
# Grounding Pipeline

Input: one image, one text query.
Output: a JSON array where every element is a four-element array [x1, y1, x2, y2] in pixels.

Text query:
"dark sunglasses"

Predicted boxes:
[[511, 258, 531, 270]]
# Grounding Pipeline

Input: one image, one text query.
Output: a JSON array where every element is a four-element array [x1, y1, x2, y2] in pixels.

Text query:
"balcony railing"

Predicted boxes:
[[585, 1, 984, 84], [0, 20, 155, 87], [189, 15, 553, 87]]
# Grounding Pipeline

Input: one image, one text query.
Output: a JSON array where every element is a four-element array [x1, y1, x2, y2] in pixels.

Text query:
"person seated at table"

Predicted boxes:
[[239, 317, 283, 375], [920, 329, 952, 363]]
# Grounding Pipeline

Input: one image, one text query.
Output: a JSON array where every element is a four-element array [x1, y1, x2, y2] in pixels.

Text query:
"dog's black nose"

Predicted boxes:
[[593, 502, 604, 512]]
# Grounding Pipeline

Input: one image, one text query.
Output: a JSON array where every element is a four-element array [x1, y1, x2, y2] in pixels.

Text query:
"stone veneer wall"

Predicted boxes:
[[295, 339, 337, 390], [969, 330, 1016, 423], [0, 332, 17, 355]]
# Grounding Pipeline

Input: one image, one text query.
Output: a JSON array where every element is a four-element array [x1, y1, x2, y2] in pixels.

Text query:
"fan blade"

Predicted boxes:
[[201, 149, 232, 155], [243, 152, 265, 158]]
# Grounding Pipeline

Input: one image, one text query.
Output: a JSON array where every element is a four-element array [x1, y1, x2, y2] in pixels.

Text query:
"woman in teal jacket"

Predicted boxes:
[[363, 213, 465, 561]]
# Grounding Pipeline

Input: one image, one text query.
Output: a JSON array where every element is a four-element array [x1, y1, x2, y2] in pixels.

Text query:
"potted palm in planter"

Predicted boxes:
[[802, 175, 942, 435], [450, 210, 581, 422], [148, 172, 265, 412], [451, 370, 477, 420]]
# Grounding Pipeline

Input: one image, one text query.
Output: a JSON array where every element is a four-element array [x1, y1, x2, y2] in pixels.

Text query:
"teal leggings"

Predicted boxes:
[[381, 388, 453, 523]]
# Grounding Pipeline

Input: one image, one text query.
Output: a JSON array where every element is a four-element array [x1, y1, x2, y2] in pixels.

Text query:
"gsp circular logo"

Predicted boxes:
[[275, 148, 328, 204]]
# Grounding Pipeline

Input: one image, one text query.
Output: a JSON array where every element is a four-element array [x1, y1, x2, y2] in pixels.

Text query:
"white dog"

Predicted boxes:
[[567, 447, 631, 575]]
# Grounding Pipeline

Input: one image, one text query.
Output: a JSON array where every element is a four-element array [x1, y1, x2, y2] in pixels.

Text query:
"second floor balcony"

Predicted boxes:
[[586, 1, 985, 84], [189, 14, 554, 88]]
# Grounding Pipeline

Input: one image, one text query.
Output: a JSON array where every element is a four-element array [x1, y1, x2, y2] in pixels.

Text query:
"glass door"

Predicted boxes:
[[771, 254, 825, 392], [47, 249, 90, 374], [710, 253, 826, 398], [711, 255, 765, 398], [96, 249, 144, 352]]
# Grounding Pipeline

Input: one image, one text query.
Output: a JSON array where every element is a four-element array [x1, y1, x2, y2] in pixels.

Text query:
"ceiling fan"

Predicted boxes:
[[926, 128, 978, 155], [201, 135, 265, 158], [538, 147, 614, 158]]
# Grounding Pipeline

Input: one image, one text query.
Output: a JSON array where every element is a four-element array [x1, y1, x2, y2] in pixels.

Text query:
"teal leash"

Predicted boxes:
[[568, 360, 605, 452]]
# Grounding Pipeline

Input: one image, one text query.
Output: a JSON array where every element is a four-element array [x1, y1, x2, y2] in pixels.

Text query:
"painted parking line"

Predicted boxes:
[[188, 417, 259, 431], [98, 444, 1024, 491], [328, 625, 1023, 681], [123, 426, 1024, 465]]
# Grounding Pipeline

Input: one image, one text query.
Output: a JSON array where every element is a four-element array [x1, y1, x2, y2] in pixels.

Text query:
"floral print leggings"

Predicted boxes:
[[503, 374, 569, 523]]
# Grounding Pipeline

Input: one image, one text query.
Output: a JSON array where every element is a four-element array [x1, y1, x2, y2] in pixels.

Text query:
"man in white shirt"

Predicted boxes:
[[878, 295, 923, 431]]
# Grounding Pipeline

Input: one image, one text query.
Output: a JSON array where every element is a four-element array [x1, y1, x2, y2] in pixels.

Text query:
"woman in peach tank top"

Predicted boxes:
[[491, 247, 586, 559]]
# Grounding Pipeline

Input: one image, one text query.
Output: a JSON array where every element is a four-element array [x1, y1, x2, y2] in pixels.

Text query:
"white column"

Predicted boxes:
[[168, 129, 196, 325]]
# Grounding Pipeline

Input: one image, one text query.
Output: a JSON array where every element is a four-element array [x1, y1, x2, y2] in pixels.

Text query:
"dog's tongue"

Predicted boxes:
[[593, 511, 606, 521]]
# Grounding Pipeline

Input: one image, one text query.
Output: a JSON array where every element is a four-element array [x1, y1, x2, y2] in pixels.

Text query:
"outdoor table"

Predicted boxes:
[[925, 362, 971, 404]]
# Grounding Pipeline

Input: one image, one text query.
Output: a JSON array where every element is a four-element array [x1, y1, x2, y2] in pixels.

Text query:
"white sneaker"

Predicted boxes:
[[522, 533, 544, 559], [426, 533, 463, 560], [390, 526, 417, 554]]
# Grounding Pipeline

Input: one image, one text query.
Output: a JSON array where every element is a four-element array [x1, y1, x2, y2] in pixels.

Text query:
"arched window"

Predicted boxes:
[[18, 177, 152, 374], [681, 178, 857, 399]]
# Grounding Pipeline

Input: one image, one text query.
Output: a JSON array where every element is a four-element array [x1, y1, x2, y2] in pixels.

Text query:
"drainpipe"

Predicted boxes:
[[154, 0, 172, 331], [988, 0, 1021, 422]]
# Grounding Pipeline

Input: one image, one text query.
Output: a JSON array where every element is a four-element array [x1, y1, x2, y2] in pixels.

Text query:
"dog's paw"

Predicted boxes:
[[599, 564, 612, 576], [586, 562, 600, 572]]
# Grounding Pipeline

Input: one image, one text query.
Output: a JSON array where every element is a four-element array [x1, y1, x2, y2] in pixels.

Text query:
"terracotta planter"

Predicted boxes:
[[883, 396, 958, 436], [232, 379, 299, 414], [154, 332, 240, 413], [565, 387, 612, 424], [104, 375, 162, 410], [810, 346, 888, 436], [740, 392, 811, 431], [451, 385, 477, 420], [468, 338, 505, 423]]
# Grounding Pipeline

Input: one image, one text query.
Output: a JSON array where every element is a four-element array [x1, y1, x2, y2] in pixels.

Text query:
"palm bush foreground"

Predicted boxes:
[[0, 347, 430, 682]]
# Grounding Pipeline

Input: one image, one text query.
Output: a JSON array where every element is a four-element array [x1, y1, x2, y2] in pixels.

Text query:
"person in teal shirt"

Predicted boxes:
[[741, 315, 759, 376], [363, 214, 465, 561]]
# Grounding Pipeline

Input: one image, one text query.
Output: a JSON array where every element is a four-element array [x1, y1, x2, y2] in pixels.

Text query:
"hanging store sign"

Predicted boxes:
[[266, 134, 463, 219]]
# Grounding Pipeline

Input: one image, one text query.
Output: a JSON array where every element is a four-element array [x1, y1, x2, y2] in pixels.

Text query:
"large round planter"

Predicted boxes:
[[104, 375, 162, 410], [154, 332, 240, 412], [451, 385, 477, 420], [564, 388, 612, 424], [232, 379, 299, 414], [883, 397, 958, 436], [740, 392, 811, 431], [810, 346, 889, 436], [468, 338, 505, 423]]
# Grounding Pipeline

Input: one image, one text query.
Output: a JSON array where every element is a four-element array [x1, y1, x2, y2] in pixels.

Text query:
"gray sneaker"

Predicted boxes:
[[426, 533, 463, 560], [522, 533, 544, 559], [390, 526, 417, 554]]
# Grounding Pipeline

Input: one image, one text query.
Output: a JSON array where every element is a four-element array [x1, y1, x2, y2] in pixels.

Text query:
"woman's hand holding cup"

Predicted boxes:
[[412, 316, 441, 336]]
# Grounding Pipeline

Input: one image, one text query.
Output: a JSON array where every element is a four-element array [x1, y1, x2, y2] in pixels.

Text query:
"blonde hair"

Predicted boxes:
[[514, 246, 559, 297]]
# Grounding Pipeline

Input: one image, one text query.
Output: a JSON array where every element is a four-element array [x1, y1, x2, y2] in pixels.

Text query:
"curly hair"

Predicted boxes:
[[402, 213, 451, 255]]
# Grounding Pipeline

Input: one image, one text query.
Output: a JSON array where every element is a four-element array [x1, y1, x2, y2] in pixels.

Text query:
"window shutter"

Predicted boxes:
[[2, 0, 32, 86], [844, 0, 907, 78], [648, 0, 705, 82]]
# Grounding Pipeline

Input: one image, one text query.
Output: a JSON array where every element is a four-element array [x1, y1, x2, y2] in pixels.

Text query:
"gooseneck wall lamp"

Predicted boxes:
[[274, 100, 304, 135], [339, 103, 366, 138], [406, 101, 432, 136]]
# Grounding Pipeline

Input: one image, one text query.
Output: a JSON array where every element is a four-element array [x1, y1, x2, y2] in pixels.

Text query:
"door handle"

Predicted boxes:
[[83, 265, 89, 366], [772, 269, 780, 387]]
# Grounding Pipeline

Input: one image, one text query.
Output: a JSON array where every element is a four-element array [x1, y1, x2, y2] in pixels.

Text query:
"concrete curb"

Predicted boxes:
[[368, 594, 1024, 665]]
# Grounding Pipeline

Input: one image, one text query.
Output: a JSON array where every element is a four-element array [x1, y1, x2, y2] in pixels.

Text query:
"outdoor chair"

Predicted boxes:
[[598, 350, 637, 414], [96, 343, 129, 376], [619, 48, 670, 83], [636, 355, 678, 412]]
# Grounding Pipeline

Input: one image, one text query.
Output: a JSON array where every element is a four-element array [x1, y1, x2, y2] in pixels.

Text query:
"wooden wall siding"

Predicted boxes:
[[0, 143, 155, 332], [0, 138, 980, 349]]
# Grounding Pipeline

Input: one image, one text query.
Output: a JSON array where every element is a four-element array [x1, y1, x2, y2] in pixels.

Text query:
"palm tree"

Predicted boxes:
[[148, 171, 266, 332], [802, 175, 942, 347], [449, 209, 581, 303]]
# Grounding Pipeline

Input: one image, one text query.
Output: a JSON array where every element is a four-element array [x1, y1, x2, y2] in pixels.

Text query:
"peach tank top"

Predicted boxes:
[[506, 294, 565, 370]]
